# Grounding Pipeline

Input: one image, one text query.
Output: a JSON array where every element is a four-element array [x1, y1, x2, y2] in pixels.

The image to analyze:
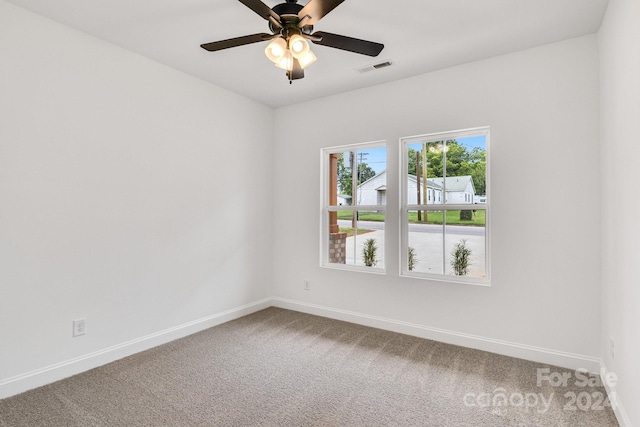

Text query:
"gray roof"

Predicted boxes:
[[357, 170, 387, 187], [430, 176, 475, 193], [407, 174, 442, 189]]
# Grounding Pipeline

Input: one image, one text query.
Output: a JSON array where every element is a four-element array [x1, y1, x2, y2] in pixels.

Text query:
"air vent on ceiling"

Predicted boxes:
[[357, 60, 394, 73]]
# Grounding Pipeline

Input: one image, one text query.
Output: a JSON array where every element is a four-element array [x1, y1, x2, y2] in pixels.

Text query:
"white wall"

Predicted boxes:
[[598, 0, 640, 424], [0, 1, 274, 397], [273, 36, 601, 367]]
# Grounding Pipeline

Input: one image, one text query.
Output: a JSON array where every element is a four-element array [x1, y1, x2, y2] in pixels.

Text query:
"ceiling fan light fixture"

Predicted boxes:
[[274, 49, 294, 71], [289, 34, 310, 58], [264, 37, 287, 63], [297, 50, 317, 69]]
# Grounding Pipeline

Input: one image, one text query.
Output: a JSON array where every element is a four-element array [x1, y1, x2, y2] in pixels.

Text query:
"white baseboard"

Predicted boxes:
[[0, 298, 272, 399], [271, 297, 603, 373], [599, 361, 631, 427]]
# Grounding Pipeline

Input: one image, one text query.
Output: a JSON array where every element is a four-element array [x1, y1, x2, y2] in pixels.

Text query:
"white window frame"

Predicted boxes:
[[320, 140, 387, 273], [400, 127, 490, 285]]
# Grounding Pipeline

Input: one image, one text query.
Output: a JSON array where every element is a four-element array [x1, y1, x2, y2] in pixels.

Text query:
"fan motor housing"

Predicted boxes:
[[272, 1, 302, 15], [270, 1, 313, 34]]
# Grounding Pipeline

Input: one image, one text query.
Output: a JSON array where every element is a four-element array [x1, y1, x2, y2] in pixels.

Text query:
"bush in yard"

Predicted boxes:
[[460, 210, 473, 221], [451, 239, 471, 276], [408, 247, 417, 271], [362, 238, 378, 267]]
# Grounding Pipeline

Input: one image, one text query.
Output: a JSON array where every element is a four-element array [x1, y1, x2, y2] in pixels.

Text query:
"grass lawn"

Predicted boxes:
[[337, 209, 485, 226], [337, 211, 384, 222], [339, 227, 374, 237], [408, 210, 485, 226]]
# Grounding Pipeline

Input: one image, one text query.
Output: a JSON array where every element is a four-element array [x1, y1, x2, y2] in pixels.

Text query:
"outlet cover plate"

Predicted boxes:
[[73, 318, 86, 337]]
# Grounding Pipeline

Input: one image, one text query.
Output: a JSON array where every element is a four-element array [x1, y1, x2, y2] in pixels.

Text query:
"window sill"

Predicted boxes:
[[400, 271, 491, 287]]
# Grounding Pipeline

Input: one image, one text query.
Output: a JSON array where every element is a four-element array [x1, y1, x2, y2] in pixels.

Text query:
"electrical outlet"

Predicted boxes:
[[304, 280, 311, 291], [610, 337, 615, 359], [73, 318, 86, 337]]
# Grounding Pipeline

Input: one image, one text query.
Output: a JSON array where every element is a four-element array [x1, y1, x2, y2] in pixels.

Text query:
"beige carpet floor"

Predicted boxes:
[[0, 307, 619, 426]]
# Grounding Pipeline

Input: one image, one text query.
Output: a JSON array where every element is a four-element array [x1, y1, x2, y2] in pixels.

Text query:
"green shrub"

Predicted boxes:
[[408, 247, 417, 271], [362, 238, 378, 267], [451, 239, 471, 276], [460, 210, 473, 221]]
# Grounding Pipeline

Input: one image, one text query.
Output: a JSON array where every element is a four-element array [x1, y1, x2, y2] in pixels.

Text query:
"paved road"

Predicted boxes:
[[338, 220, 485, 236]]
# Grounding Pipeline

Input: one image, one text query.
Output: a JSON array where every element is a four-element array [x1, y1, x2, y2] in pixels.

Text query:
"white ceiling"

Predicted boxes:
[[7, 0, 609, 108]]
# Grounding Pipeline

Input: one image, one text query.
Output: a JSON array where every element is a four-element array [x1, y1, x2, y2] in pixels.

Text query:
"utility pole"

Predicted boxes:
[[416, 151, 421, 222], [358, 152, 369, 168], [350, 151, 356, 229], [351, 151, 368, 228], [422, 143, 428, 222]]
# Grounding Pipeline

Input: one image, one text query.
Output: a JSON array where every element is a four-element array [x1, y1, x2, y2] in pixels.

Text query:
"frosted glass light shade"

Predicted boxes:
[[288, 34, 310, 59], [297, 50, 317, 69], [275, 50, 294, 71], [264, 38, 287, 63]]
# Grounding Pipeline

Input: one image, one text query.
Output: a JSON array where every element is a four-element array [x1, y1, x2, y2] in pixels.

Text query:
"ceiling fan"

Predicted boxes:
[[200, 0, 384, 83]]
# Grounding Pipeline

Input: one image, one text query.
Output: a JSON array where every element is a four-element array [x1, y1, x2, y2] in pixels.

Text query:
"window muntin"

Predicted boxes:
[[322, 143, 386, 272], [401, 128, 489, 284]]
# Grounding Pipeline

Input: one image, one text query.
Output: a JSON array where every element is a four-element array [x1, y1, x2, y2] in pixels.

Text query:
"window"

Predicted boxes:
[[321, 142, 387, 271], [401, 128, 489, 284]]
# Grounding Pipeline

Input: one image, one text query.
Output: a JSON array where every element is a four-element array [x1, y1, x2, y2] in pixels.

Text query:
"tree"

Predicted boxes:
[[424, 139, 458, 177], [468, 147, 486, 195], [337, 154, 350, 194], [337, 153, 376, 196], [410, 140, 486, 196], [407, 147, 418, 176]]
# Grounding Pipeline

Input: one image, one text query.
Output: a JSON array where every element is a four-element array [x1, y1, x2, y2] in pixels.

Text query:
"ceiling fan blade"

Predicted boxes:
[[312, 31, 384, 56], [200, 33, 275, 52], [238, 0, 281, 22], [298, 0, 345, 26]]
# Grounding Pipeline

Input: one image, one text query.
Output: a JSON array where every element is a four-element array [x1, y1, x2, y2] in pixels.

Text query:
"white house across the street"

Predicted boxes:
[[355, 170, 476, 206], [336, 194, 351, 205], [430, 176, 476, 204]]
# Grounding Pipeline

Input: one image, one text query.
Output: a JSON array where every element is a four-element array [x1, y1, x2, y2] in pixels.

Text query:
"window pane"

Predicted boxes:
[[407, 210, 444, 274], [352, 212, 384, 268], [327, 210, 351, 266], [329, 150, 353, 207], [406, 142, 444, 205], [443, 135, 486, 205], [329, 147, 387, 207], [444, 210, 486, 278], [354, 146, 387, 206], [327, 211, 385, 269]]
